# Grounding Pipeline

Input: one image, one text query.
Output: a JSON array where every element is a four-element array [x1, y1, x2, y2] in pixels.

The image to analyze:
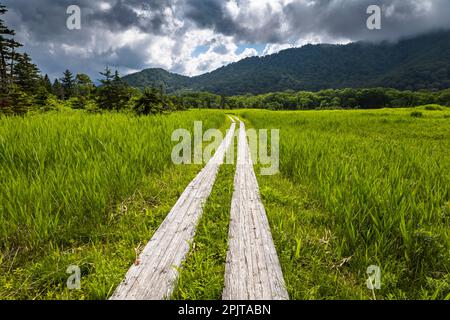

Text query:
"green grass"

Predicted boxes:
[[2, 106, 450, 300], [258, 173, 368, 299], [238, 107, 450, 299], [0, 109, 226, 299]]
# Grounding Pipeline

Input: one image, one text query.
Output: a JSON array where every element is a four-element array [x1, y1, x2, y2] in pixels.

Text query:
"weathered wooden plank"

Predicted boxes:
[[111, 118, 236, 300], [223, 119, 289, 300]]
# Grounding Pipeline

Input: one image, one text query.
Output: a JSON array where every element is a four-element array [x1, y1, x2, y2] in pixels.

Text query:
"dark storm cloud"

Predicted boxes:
[[2, 0, 450, 78], [2, 0, 176, 78], [184, 0, 283, 43], [184, 0, 226, 29], [90, 0, 176, 34], [4, 0, 175, 41], [182, 0, 450, 43], [281, 0, 450, 42]]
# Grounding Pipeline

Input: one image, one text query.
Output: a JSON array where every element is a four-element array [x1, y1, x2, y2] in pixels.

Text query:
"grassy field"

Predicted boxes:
[[0, 109, 227, 299], [238, 107, 450, 299], [1, 106, 450, 300]]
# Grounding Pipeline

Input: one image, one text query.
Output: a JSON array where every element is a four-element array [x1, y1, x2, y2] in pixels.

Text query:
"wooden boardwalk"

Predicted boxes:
[[110, 118, 236, 300], [111, 116, 288, 300], [222, 118, 289, 300]]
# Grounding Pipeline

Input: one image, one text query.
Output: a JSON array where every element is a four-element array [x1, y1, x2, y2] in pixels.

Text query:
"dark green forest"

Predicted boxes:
[[175, 88, 450, 110]]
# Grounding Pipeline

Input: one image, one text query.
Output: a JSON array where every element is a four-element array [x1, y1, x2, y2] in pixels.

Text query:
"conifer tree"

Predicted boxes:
[[75, 73, 95, 97], [4, 83, 32, 114], [96, 67, 131, 110], [60, 69, 75, 99], [13, 53, 40, 93], [0, 4, 22, 91], [52, 79, 64, 100], [42, 74, 52, 93], [99, 66, 113, 85]]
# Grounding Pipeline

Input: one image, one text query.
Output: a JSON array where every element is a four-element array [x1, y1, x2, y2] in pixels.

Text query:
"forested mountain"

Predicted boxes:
[[122, 31, 450, 95], [122, 68, 192, 93]]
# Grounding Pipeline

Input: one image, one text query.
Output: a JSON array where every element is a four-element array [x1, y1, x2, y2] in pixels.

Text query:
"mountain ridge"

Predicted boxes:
[[122, 30, 450, 95]]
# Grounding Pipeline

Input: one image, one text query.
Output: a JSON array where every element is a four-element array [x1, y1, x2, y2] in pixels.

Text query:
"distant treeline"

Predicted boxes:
[[170, 88, 450, 110], [0, 62, 183, 116]]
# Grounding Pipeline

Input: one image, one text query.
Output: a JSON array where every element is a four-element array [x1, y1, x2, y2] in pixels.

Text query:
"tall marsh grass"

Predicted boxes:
[[241, 108, 450, 298], [0, 110, 224, 254]]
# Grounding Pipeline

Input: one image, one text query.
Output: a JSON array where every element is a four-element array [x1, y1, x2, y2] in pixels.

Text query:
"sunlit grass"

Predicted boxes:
[[2, 106, 450, 300], [239, 107, 450, 299], [0, 109, 226, 299]]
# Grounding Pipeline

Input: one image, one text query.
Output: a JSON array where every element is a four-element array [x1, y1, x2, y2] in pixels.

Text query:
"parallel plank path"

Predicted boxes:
[[111, 118, 236, 300], [222, 118, 289, 300], [111, 116, 288, 300]]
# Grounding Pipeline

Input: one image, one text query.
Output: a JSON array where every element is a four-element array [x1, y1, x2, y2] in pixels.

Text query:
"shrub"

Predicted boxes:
[[69, 96, 100, 113], [38, 95, 59, 112], [96, 83, 132, 111], [133, 88, 172, 116], [34, 86, 51, 107], [0, 85, 33, 115]]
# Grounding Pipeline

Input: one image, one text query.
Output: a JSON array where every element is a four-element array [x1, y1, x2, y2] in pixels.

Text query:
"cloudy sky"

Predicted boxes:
[[3, 0, 450, 80]]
